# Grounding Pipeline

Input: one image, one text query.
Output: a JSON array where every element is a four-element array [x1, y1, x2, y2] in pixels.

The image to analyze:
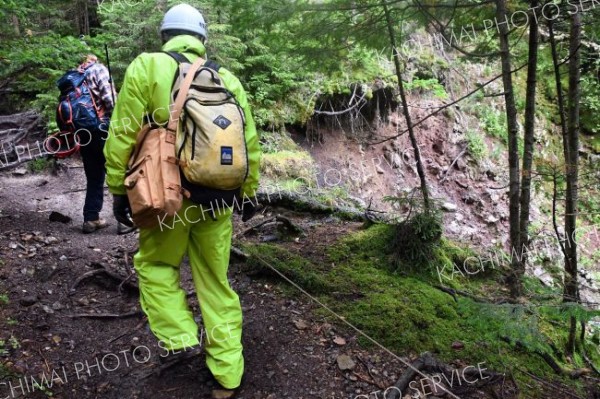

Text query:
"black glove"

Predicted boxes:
[[241, 202, 257, 222], [113, 195, 134, 227]]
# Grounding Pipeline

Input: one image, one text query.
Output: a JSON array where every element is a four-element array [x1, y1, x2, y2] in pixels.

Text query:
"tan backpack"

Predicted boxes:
[[170, 55, 248, 191], [123, 57, 205, 229]]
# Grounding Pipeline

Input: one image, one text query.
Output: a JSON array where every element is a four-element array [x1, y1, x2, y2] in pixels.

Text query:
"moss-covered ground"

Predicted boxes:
[[241, 223, 600, 398]]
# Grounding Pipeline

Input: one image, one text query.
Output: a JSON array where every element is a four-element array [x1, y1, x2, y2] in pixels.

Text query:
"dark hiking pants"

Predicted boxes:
[[78, 128, 107, 222]]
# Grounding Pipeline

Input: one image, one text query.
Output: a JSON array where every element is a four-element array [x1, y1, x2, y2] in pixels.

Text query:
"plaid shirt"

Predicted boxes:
[[78, 61, 116, 117]]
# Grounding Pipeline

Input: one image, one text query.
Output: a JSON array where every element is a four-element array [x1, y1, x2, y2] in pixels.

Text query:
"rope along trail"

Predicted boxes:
[[252, 253, 462, 399]]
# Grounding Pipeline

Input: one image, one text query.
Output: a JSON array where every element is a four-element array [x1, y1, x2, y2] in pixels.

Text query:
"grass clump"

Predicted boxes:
[[28, 157, 52, 173]]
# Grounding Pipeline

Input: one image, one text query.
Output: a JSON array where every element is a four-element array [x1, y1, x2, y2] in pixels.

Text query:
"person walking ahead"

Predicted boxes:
[[103, 4, 260, 397], [76, 54, 115, 234]]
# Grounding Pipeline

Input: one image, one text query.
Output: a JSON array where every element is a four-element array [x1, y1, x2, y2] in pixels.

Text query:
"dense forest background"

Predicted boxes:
[[1, 0, 600, 398]]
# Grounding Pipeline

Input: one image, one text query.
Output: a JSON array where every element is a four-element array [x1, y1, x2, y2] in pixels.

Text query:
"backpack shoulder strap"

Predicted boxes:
[[167, 57, 205, 132], [164, 51, 220, 72], [164, 51, 190, 64]]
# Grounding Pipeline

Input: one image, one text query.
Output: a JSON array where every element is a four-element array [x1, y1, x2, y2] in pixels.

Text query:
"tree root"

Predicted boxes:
[[234, 215, 306, 239], [108, 317, 148, 344], [500, 336, 591, 378], [69, 262, 139, 295], [518, 368, 586, 399], [255, 190, 387, 222], [386, 352, 434, 399], [387, 352, 505, 399]]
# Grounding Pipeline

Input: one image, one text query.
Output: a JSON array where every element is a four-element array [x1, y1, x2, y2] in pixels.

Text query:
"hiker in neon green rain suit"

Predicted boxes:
[[103, 4, 260, 393]]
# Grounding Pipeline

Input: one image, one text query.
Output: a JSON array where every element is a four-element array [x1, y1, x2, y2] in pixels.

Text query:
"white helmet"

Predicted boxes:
[[160, 3, 207, 40]]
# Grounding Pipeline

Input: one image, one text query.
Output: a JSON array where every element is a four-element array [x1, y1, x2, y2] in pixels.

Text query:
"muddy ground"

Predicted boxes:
[[0, 159, 590, 399]]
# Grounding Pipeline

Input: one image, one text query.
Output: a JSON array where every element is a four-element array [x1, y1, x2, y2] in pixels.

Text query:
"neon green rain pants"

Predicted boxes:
[[133, 199, 243, 389]]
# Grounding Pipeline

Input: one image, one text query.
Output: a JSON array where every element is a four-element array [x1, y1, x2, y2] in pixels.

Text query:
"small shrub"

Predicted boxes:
[[465, 129, 488, 162], [405, 78, 448, 100], [384, 197, 444, 274], [28, 157, 52, 173]]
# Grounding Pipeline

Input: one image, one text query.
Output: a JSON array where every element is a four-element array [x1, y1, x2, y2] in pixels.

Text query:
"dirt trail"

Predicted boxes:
[[0, 160, 409, 399]]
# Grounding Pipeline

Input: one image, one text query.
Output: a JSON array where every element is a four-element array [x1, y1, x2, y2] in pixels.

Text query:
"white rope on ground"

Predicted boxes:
[[252, 253, 462, 399]]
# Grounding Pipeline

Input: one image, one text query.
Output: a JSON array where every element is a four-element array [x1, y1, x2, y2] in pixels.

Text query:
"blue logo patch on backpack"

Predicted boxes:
[[56, 69, 101, 132], [221, 146, 233, 165]]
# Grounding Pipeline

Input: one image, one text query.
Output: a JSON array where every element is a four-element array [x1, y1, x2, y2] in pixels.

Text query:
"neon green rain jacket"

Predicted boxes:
[[104, 35, 260, 198]]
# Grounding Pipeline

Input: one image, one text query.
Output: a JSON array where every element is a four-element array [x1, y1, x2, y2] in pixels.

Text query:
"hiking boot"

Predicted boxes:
[[211, 388, 237, 399], [82, 219, 108, 234], [117, 222, 137, 235], [210, 374, 243, 399]]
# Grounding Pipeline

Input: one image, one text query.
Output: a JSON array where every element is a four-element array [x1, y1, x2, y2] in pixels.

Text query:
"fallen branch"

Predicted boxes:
[[439, 146, 467, 184], [69, 310, 143, 319], [582, 350, 600, 376], [275, 215, 306, 236], [234, 216, 276, 238], [356, 354, 387, 390], [234, 215, 306, 239], [433, 285, 492, 303], [108, 317, 148, 344], [388, 351, 504, 399], [387, 352, 437, 399], [230, 246, 249, 260], [63, 186, 108, 194], [256, 190, 376, 222]]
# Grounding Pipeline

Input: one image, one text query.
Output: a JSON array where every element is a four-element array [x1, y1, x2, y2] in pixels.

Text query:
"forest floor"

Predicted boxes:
[[0, 158, 596, 399]]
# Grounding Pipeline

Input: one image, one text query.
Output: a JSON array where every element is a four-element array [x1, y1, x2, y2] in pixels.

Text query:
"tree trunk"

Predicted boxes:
[[564, 9, 582, 357], [496, 0, 522, 298], [157, 0, 168, 12], [382, 1, 431, 211], [518, 0, 540, 278], [548, 21, 569, 263], [12, 15, 20, 36]]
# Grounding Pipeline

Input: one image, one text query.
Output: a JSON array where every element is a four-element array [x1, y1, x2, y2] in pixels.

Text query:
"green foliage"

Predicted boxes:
[[260, 150, 316, 184], [0, 33, 91, 117], [542, 303, 600, 325], [0, 293, 8, 305], [580, 74, 600, 134], [465, 128, 488, 162], [381, 196, 446, 274], [245, 225, 590, 395], [28, 157, 52, 173], [404, 78, 448, 99], [476, 104, 508, 141], [241, 243, 334, 294]]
